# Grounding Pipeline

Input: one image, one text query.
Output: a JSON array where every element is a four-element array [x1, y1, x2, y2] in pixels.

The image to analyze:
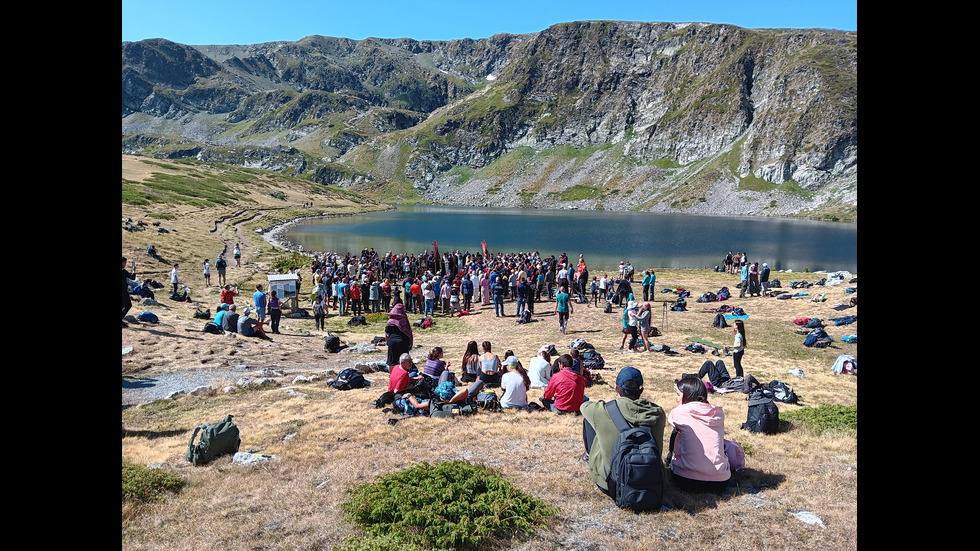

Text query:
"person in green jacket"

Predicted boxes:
[[581, 367, 666, 499], [642, 270, 656, 301]]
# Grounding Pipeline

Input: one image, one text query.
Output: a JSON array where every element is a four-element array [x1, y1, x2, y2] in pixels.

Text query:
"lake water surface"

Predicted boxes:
[[282, 205, 857, 273]]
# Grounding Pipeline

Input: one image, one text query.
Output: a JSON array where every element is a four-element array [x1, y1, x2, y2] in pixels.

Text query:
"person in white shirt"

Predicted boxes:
[[527, 346, 553, 388], [499, 356, 529, 409]]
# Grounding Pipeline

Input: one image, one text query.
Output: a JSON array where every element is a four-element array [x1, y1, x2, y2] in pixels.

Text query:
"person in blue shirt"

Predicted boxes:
[[555, 285, 573, 333], [213, 303, 229, 327], [253, 284, 267, 321]]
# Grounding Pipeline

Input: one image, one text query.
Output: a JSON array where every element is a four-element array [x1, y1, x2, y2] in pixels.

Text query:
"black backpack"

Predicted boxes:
[[605, 401, 663, 511], [712, 313, 728, 328], [604, 301, 613, 313], [203, 322, 224, 334], [324, 333, 341, 353], [331, 368, 365, 390], [580, 348, 605, 371], [768, 380, 798, 404], [185, 415, 241, 466], [742, 388, 779, 434]]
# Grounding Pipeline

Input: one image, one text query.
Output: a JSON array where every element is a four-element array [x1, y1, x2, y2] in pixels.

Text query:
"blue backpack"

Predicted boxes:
[[137, 311, 159, 323]]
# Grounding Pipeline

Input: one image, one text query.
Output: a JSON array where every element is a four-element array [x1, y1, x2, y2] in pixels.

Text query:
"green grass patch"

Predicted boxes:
[[122, 463, 187, 503], [647, 158, 682, 169], [781, 404, 857, 436], [272, 251, 309, 273], [342, 460, 557, 550], [547, 184, 602, 201]]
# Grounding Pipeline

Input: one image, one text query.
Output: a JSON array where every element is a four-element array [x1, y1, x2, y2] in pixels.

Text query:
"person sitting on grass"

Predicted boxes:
[[581, 366, 666, 500], [541, 354, 587, 414], [237, 307, 268, 338], [372, 353, 424, 408], [222, 304, 239, 333], [664, 376, 731, 494]]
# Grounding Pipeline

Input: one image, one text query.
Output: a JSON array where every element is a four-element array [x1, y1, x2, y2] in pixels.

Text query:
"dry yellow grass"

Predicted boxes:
[[122, 155, 857, 550]]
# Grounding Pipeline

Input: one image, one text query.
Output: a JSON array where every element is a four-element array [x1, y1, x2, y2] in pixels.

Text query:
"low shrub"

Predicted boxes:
[[342, 460, 556, 550], [781, 404, 857, 436], [122, 463, 187, 502]]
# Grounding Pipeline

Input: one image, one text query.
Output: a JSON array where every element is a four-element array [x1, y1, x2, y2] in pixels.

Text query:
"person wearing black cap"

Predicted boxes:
[[581, 366, 666, 499]]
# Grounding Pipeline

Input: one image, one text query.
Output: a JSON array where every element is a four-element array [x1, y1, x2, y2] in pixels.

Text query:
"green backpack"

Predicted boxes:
[[185, 415, 241, 465]]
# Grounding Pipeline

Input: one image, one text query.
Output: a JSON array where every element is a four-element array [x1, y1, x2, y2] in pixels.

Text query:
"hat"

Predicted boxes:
[[627, 300, 637, 309], [616, 366, 643, 388], [539, 345, 551, 354], [243, 307, 253, 316], [763, 263, 768, 267], [503, 356, 519, 367], [218, 303, 229, 310]]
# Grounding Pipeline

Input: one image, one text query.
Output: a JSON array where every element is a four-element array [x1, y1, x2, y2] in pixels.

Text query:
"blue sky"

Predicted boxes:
[[122, 1, 856, 45]]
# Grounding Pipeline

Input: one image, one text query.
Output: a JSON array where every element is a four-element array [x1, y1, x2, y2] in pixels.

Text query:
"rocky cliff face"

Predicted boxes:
[[121, 21, 857, 219]]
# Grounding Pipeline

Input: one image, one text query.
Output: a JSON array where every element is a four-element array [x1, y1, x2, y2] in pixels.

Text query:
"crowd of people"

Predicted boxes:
[[123, 240, 783, 509]]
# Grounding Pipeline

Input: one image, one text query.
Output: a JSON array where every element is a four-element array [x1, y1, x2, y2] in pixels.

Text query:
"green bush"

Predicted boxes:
[[342, 460, 556, 550], [122, 463, 187, 502], [781, 404, 857, 436], [272, 252, 308, 273]]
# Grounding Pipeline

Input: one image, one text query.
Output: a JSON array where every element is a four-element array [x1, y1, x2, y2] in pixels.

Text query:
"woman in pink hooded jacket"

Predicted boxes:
[[665, 376, 731, 493]]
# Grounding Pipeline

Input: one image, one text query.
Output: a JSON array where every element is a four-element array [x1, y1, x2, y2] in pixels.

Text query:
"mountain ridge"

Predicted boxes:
[[122, 20, 857, 220]]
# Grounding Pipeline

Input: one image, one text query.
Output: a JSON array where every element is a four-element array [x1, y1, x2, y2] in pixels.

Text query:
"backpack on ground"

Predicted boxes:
[[347, 315, 367, 326], [137, 311, 159, 323], [580, 348, 606, 371], [741, 387, 779, 434], [712, 313, 728, 328], [605, 400, 663, 512], [331, 368, 365, 390], [517, 310, 532, 324], [767, 380, 798, 404], [604, 301, 613, 313], [185, 414, 241, 466], [324, 333, 341, 353], [476, 389, 501, 412], [203, 322, 223, 334]]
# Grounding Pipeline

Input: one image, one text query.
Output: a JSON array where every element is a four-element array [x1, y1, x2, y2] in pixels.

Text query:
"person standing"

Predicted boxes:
[[749, 262, 760, 297], [461, 274, 473, 311], [220, 283, 238, 307], [312, 294, 326, 331], [492, 276, 506, 317], [760, 263, 771, 295], [738, 262, 749, 298], [233, 243, 242, 267], [724, 320, 747, 377], [516, 277, 530, 318], [122, 257, 136, 323], [203, 259, 211, 287], [555, 285, 572, 334], [252, 284, 267, 321], [268, 290, 282, 334], [215, 255, 227, 285], [170, 264, 181, 295]]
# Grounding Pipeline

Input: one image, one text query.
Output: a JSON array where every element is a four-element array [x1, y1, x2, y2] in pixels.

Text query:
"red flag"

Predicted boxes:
[[432, 239, 439, 259], [481, 240, 488, 259]]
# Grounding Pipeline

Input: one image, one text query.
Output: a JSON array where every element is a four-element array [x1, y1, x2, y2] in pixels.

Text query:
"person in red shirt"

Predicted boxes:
[[371, 353, 423, 408], [409, 279, 423, 314], [541, 354, 587, 413], [350, 280, 363, 315], [220, 284, 238, 306]]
